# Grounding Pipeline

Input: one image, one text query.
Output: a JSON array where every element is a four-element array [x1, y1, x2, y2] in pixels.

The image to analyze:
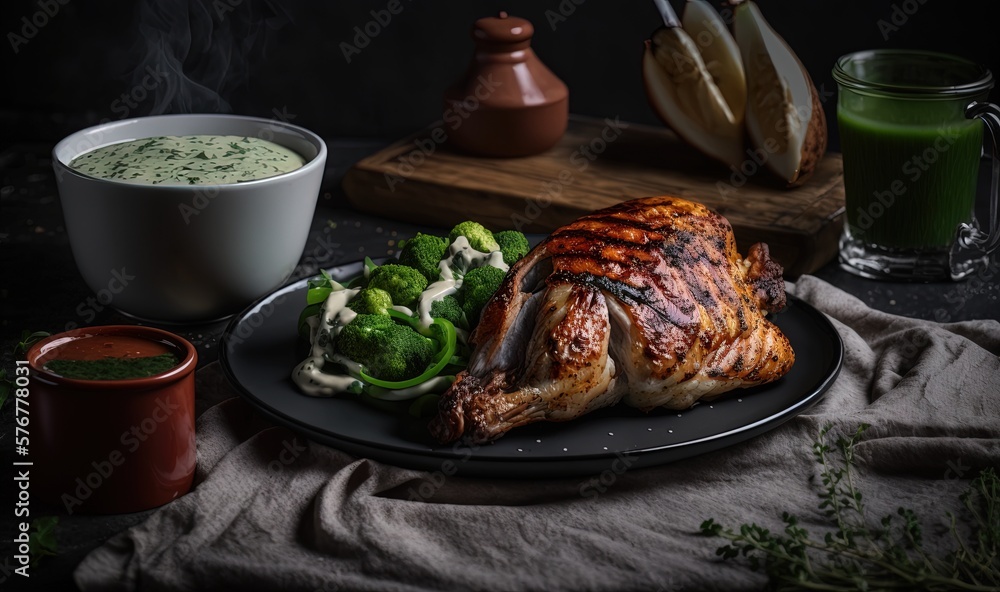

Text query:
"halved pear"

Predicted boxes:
[[642, 0, 746, 169], [682, 0, 746, 124], [732, 0, 827, 187]]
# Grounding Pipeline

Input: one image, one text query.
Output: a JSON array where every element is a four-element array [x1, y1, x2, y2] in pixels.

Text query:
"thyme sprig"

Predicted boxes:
[[701, 424, 1000, 591]]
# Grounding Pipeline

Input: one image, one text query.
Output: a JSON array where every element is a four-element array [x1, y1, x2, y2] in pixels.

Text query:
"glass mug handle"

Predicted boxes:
[[957, 101, 1000, 258]]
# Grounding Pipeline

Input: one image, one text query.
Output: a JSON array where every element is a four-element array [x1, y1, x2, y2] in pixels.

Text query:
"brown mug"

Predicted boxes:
[[27, 325, 197, 514]]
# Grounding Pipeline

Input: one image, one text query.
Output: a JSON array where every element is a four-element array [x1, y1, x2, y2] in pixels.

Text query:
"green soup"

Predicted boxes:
[[69, 135, 306, 185], [839, 107, 982, 249]]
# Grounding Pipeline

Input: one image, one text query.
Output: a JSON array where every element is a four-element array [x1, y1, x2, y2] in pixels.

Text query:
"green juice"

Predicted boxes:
[[839, 106, 982, 249]]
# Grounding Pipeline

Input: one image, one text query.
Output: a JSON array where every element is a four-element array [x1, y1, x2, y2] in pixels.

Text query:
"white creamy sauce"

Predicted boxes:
[[485, 250, 508, 271], [69, 135, 306, 185], [292, 287, 360, 397], [319, 288, 360, 343], [440, 236, 509, 280], [292, 359, 360, 396], [417, 279, 459, 327]]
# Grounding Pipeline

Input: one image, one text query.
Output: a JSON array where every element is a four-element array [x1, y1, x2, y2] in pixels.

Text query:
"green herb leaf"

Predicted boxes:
[[29, 516, 59, 566], [15, 330, 50, 355], [305, 270, 347, 306], [701, 424, 1000, 590]]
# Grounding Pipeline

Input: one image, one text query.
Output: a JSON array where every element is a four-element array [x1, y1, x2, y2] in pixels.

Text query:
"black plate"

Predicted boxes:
[[220, 261, 843, 478]]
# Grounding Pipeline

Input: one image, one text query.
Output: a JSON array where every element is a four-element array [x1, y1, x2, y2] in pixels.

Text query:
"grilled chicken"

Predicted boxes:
[[429, 196, 794, 444]]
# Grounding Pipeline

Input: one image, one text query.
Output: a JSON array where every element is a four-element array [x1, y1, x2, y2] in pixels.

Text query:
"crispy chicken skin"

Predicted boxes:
[[429, 196, 794, 444]]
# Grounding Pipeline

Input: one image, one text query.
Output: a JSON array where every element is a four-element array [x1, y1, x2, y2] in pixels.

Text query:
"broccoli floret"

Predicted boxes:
[[458, 265, 506, 325], [448, 221, 499, 253], [368, 264, 428, 308], [430, 295, 465, 328], [398, 233, 448, 282], [493, 230, 529, 266], [336, 314, 435, 382], [336, 314, 395, 350], [348, 287, 393, 315]]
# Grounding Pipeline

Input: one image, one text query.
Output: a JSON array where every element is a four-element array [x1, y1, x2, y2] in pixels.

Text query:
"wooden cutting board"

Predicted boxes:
[[343, 116, 845, 277]]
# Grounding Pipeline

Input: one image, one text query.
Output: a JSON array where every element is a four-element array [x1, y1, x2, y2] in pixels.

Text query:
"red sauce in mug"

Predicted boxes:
[[44, 335, 174, 361]]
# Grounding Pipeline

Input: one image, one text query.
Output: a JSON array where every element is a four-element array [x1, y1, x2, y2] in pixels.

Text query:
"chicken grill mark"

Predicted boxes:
[[429, 196, 794, 445]]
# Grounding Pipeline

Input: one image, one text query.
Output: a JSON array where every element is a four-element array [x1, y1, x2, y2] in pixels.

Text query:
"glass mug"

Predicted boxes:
[[833, 50, 1000, 280]]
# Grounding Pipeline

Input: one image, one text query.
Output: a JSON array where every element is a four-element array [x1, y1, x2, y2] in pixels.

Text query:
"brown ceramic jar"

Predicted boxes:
[[444, 12, 569, 157]]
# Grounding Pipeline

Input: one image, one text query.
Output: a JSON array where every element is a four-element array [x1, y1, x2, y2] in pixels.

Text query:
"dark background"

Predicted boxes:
[[2, 0, 999, 150], [2, 2, 999, 588]]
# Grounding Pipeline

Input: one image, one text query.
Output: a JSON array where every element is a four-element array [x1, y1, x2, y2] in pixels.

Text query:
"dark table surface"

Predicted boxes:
[[1, 140, 997, 590]]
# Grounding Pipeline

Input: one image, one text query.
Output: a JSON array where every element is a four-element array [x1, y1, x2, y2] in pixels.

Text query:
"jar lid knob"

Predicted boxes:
[[472, 11, 533, 48]]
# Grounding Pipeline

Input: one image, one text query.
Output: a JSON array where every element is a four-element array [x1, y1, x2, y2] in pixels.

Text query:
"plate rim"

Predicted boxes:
[[219, 261, 844, 468]]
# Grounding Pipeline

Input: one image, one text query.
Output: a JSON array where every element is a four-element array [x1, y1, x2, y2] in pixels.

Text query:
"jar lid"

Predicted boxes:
[[472, 11, 533, 50]]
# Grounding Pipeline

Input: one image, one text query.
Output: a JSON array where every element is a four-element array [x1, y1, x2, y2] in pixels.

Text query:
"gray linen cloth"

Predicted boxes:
[[74, 276, 1000, 591]]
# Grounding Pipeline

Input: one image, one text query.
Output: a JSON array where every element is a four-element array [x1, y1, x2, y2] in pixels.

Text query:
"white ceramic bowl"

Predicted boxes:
[[53, 114, 327, 322]]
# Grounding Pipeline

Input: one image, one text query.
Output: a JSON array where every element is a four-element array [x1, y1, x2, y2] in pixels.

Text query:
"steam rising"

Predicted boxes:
[[130, 0, 292, 115]]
